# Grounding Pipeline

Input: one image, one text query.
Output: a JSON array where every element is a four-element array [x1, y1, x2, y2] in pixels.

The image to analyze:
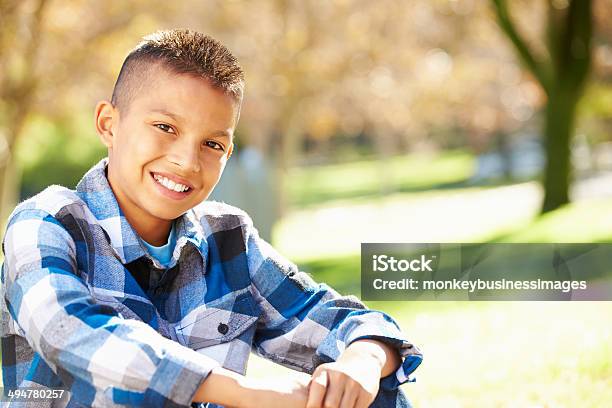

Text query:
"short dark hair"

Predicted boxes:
[[111, 29, 245, 113]]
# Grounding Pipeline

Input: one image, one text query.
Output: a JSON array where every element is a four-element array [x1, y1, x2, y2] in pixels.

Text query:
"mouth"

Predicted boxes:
[[150, 172, 195, 200]]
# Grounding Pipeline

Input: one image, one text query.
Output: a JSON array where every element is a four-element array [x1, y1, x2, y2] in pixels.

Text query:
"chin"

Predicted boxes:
[[148, 206, 185, 221]]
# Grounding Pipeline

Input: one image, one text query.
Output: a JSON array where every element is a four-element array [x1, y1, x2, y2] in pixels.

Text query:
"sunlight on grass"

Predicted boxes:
[[286, 150, 475, 207], [265, 193, 612, 407], [403, 302, 612, 407], [274, 182, 542, 262], [248, 302, 612, 408], [492, 199, 612, 243]]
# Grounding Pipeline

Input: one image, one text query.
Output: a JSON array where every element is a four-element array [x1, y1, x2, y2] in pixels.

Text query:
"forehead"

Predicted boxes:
[[128, 65, 239, 129]]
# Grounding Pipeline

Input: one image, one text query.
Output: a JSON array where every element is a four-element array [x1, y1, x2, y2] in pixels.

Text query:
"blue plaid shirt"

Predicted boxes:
[[0, 157, 422, 407]]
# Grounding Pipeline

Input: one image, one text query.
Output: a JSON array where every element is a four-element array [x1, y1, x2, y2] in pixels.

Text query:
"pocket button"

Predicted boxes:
[[217, 323, 229, 335]]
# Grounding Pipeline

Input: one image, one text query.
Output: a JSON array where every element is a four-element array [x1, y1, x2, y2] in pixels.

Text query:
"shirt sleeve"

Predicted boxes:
[[1, 207, 221, 407], [243, 215, 423, 390]]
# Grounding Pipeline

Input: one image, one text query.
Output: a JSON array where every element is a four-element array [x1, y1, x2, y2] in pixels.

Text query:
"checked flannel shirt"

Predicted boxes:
[[0, 157, 423, 407]]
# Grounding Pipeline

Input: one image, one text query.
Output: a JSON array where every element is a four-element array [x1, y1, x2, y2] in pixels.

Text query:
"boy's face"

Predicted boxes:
[[95, 65, 238, 239]]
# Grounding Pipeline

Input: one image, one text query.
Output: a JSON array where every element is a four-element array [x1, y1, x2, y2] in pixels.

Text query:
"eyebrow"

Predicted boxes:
[[150, 108, 232, 139], [150, 108, 186, 122], [209, 130, 232, 140]]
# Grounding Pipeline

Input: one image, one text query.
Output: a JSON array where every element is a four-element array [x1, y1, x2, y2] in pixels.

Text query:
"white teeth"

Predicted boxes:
[[153, 174, 189, 192]]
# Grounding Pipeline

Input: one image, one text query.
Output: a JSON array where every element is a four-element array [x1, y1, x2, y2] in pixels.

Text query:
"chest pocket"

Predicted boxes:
[[174, 293, 260, 349]]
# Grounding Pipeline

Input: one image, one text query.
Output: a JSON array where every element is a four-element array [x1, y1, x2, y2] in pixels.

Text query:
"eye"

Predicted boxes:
[[154, 123, 175, 133], [204, 140, 225, 151]]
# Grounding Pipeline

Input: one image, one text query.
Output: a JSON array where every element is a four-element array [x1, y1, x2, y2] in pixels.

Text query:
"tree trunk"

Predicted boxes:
[[491, 0, 592, 215], [276, 109, 302, 217], [0, 154, 20, 237], [541, 86, 577, 213]]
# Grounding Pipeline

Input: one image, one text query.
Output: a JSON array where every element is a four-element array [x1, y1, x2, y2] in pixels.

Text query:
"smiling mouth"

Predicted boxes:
[[150, 172, 192, 193]]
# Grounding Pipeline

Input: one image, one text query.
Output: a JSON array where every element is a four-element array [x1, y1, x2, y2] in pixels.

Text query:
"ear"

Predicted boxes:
[[95, 100, 117, 149], [226, 142, 234, 160]]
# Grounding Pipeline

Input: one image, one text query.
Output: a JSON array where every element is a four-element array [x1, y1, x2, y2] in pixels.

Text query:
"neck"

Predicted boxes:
[[135, 219, 172, 246], [121, 201, 172, 246], [105, 164, 172, 246]]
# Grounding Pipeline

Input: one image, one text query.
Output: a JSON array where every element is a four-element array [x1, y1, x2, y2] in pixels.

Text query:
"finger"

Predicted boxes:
[[322, 373, 345, 408], [355, 391, 375, 408], [307, 370, 328, 408], [338, 383, 359, 408]]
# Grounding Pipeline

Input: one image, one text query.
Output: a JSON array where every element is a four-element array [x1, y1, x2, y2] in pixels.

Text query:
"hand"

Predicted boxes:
[[240, 373, 310, 408], [306, 357, 381, 408]]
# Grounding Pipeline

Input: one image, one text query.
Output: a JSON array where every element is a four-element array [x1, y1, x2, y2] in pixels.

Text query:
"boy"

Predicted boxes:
[[0, 29, 422, 407]]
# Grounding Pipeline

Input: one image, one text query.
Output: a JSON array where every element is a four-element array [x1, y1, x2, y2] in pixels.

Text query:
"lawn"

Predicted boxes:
[[286, 150, 476, 207], [245, 154, 612, 407], [247, 301, 612, 408]]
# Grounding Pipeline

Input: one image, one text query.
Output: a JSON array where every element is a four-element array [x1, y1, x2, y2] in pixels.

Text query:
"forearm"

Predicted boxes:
[[192, 366, 250, 407], [192, 367, 309, 408], [340, 339, 402, 378]]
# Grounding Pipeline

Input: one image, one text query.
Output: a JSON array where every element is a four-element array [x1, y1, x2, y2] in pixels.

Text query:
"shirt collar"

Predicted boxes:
[[75, 157, 207, 265]]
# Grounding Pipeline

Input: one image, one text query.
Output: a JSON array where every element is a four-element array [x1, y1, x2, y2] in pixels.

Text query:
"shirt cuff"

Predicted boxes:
[[342, 312, 423, 391], [142, 340, 221, 407]]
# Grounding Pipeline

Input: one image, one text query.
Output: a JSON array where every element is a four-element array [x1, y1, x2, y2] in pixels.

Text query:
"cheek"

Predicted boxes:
[[210, 155, 228, 179], [127, 132, 168, 163], [204, 149, 229, 164], [217, 158, 228, 174]]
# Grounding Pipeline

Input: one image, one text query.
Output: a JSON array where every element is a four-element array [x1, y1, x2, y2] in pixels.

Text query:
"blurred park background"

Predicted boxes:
[[1, 0, 611, 406]]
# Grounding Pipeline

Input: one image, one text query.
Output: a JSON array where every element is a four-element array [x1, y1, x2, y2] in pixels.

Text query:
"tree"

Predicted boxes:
[[0, 0, 48, 224], [491, 0, 593, 213]]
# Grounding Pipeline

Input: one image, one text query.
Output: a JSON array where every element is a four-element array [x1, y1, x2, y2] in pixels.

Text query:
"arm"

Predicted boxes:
[[1, 208, 220, 407], [305, 339, 402, 408], [340, 338, 402, 378], [193, 366, 310, 408], [191, 366, 246, 406], [242, 215, 422, 397]]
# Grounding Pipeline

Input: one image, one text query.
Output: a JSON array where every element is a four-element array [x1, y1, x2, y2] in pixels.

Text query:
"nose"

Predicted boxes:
[[168, 142, 201, 173]]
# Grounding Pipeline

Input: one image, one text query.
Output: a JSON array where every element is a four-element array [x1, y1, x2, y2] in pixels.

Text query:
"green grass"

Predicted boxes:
[[274, 181, 544, 261], [286, 150, 475, 207], [289, 197, 612, 297], [489, 199, 612, 243], [256, 176, 612, 407], [401, 301, 612, 407], [248, 300, 612, 407]]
